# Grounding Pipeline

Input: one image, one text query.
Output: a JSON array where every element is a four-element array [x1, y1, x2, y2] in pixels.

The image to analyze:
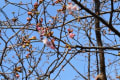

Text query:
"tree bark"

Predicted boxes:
[[94, 0, 107, 80]]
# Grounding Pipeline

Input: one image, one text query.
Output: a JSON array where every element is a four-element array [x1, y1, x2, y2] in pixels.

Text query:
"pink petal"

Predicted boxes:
[[42, 38, 48, 44], [50, 45, 55, 49], [37, 27, 41, 31], [72, 5, 79, 11], [69, 33, 75, 38]]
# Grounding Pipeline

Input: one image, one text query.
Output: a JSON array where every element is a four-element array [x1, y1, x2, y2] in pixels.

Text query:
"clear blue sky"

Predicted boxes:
[[0, 0, 120, 80]]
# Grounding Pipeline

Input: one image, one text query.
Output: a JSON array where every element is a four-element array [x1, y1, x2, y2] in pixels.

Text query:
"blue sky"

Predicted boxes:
[[0, 0, 120, 80]]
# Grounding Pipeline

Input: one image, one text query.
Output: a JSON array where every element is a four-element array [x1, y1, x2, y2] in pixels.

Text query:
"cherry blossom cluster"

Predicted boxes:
[[36, 20, 55, 49], [68, 28, 75, 38], [57, 2, 79, 14], [66, 2, 79, 14], [42, 38, 55, 49], [25, 1, 77, 50]]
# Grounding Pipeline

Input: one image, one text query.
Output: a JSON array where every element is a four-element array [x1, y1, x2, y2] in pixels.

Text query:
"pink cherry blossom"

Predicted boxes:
[[41, 30, 45, 35], [42, 38, 48, 44], [72, 5, 79, 11], [69, 33, 75, 38], [66, 3, 79, 11], [49, 19, 52, 23], [42, 38, 55, 49], [66, 3, 73, 11], [37, 27, 41, 31], [16, 74, 20, 78]]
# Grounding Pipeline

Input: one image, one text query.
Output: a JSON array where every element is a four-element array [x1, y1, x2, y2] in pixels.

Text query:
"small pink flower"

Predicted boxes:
[[37, 27, 41, 31], [50, 45, 55, 49], [42, 38, 48, 44], [67, 3, 79, 11], [49, 19, 52, 23], [41, 30, 45, 35], [72, 5, 79, 11], [42, 38, 55, 49], [69, 33, 75, 38], [16, 74, 20, 78], [66, 3, 73, 11]]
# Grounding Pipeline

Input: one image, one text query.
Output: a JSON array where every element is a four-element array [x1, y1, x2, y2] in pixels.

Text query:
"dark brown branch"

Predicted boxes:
[[95, 0, 106, 79], [72, 0, 120, 37], [72, 45, 120, 50]]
